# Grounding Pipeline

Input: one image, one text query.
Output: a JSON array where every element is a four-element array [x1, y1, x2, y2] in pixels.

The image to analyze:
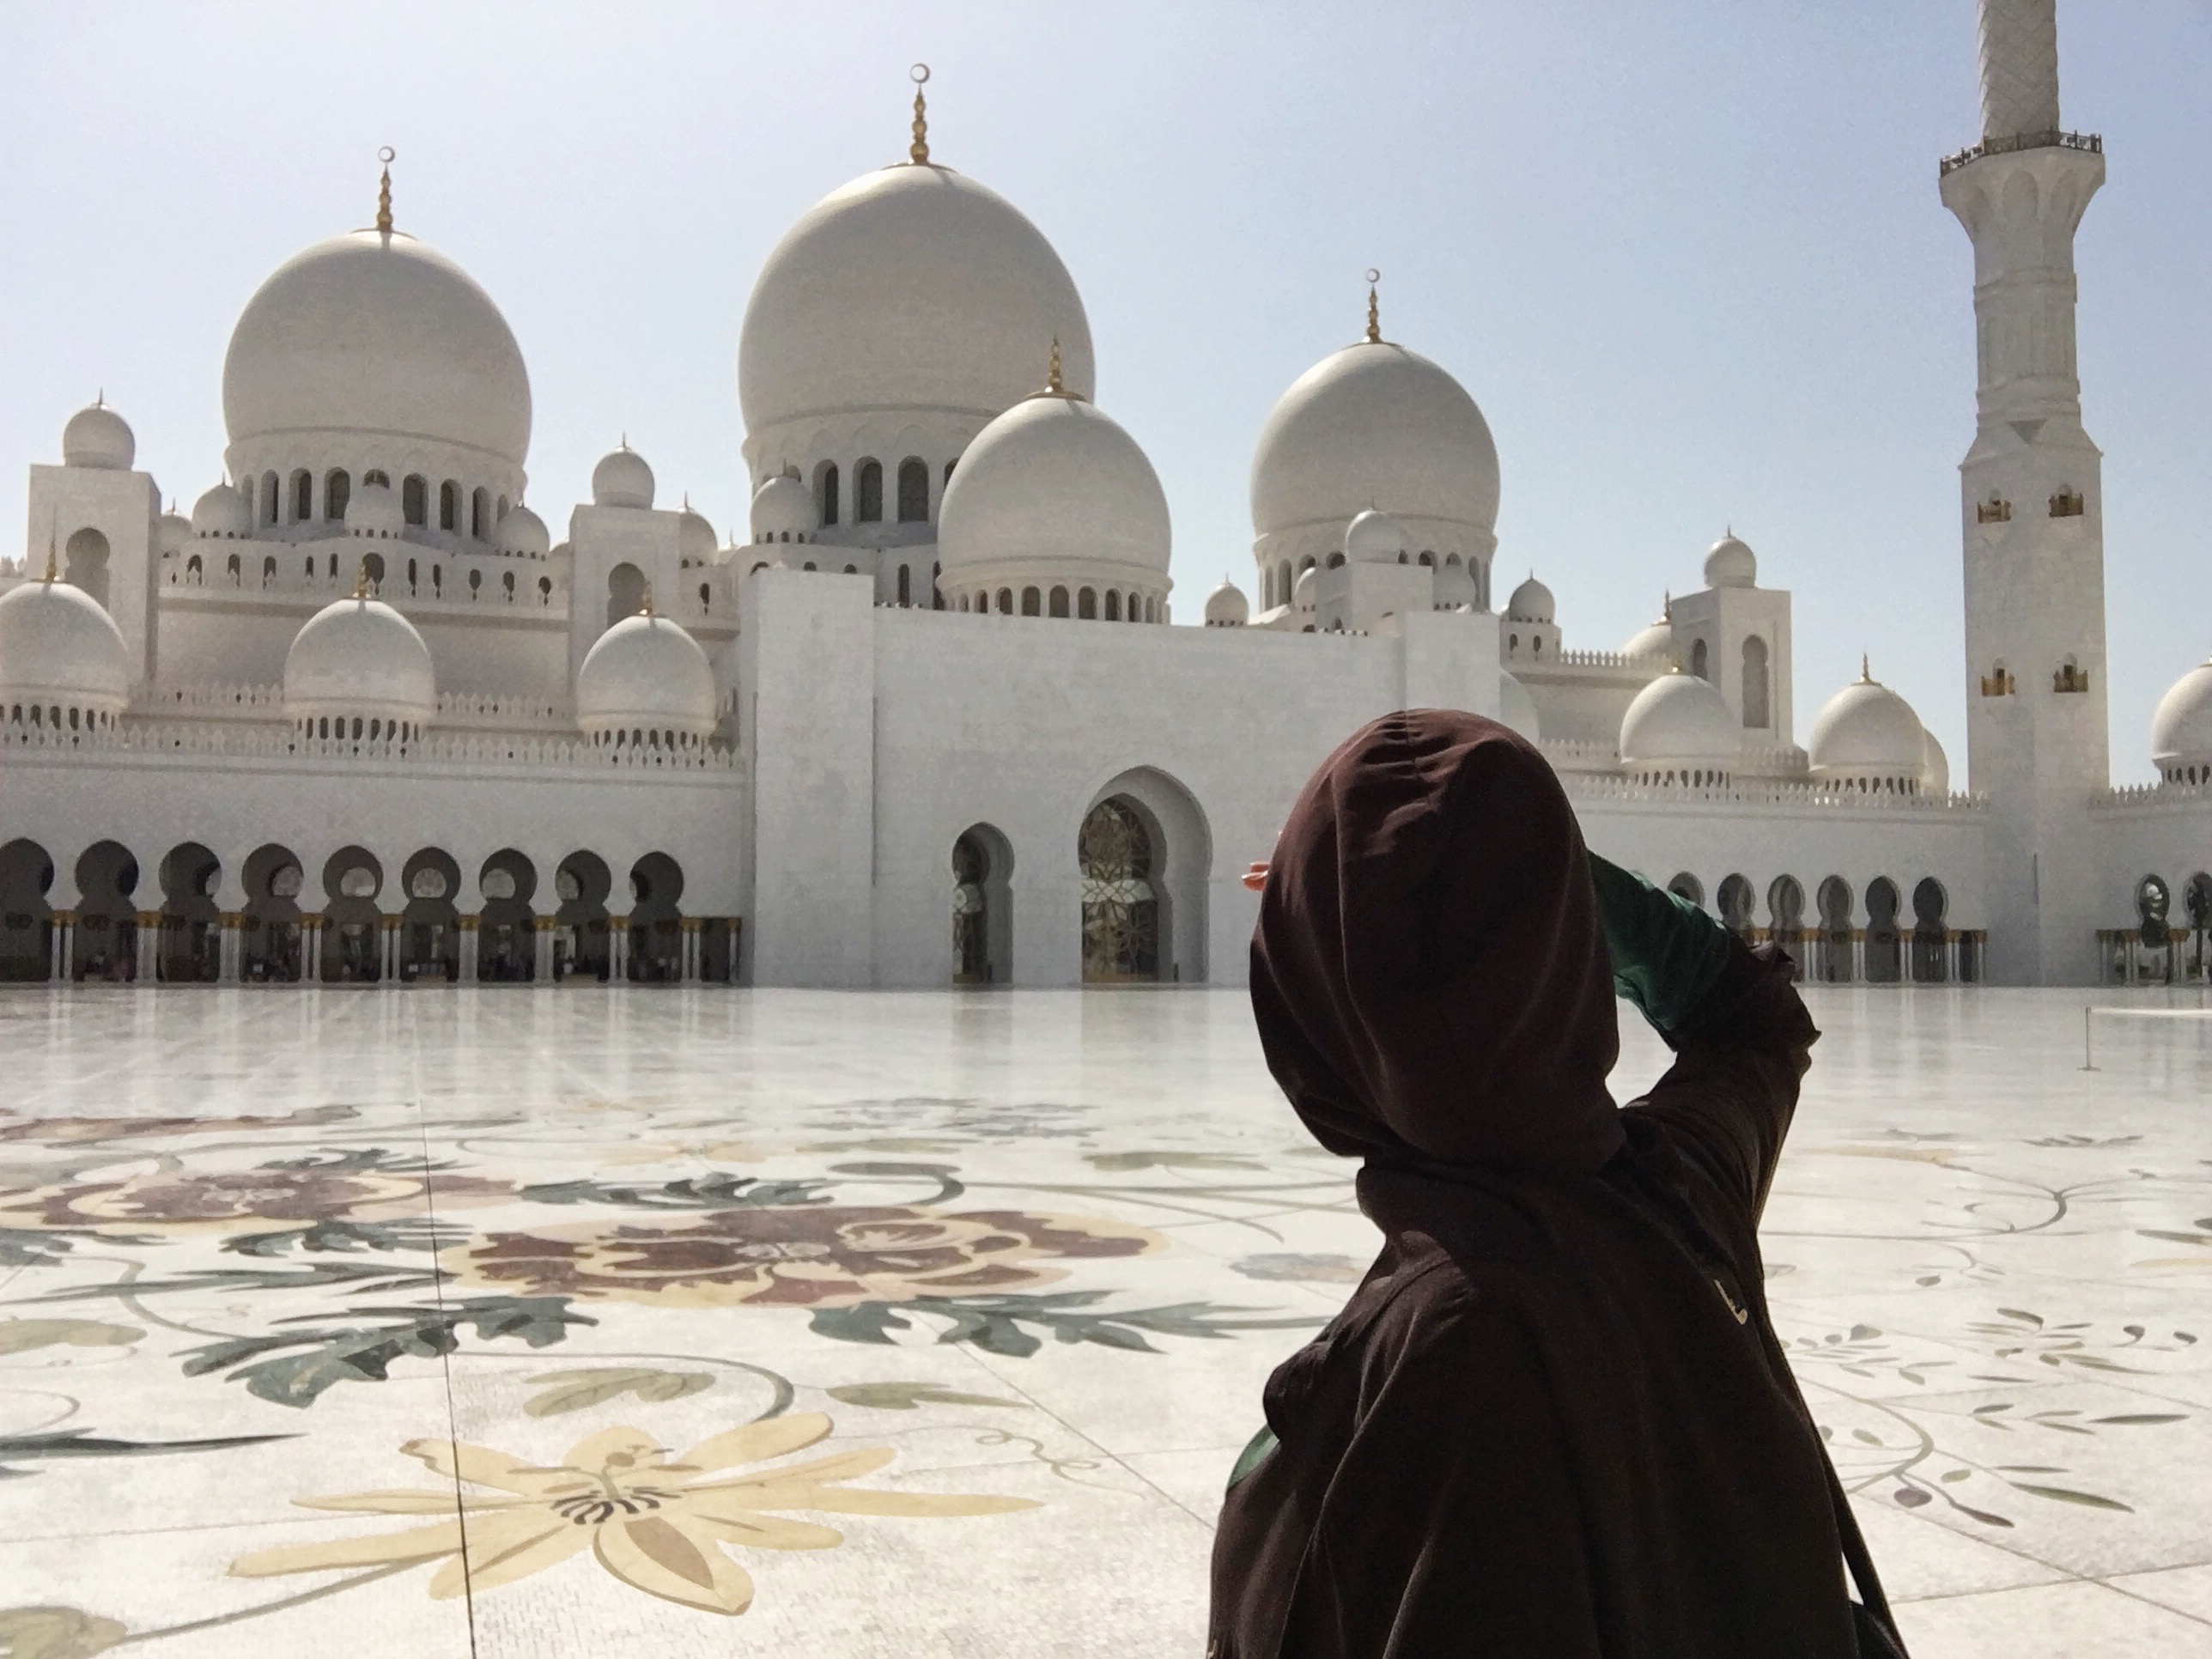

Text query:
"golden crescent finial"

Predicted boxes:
[[354, 558, 373, 599], [1862, 653, 1873, 682], [374, 147, 396, 234], [1047, 335, 1063, 395], [909, 64, 932, 165], [43, 516, 58, 583], [1364, 269, 1382, 344]]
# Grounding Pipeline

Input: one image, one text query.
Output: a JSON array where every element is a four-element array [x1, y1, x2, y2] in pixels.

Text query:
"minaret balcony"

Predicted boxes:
[[1938, 128, 2102, 179]]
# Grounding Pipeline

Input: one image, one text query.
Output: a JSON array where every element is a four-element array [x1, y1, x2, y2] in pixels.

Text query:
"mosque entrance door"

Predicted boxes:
[[1079, 799, 1159, 983], [953, 833, 989, 984]]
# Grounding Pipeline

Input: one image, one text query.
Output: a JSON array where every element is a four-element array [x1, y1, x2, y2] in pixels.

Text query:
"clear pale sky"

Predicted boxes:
[[3, 2, 2204, 781]]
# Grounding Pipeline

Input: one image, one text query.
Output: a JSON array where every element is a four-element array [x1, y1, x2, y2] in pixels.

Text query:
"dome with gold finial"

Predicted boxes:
[[576, 589, 717, 746], [283, 562, 435, 739], [1808, 659, 1929, 793], [222, 149, 532, 501], [738, 69, 1093, 444]]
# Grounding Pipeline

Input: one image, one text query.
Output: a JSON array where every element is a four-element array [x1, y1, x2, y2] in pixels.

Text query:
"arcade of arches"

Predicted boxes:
[[0, 839, 736, 986]]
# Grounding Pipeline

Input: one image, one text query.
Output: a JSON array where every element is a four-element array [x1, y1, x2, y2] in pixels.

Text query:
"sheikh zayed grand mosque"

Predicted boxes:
[[0, 0, 2204, 993]]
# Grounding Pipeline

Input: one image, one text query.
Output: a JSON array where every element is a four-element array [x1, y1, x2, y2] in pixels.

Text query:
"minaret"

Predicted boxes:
[[1940, 0, 2107, 984]]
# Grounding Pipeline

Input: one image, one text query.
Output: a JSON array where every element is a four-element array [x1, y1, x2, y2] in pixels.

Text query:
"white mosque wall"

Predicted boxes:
[[2090, 784, 2212, 921]]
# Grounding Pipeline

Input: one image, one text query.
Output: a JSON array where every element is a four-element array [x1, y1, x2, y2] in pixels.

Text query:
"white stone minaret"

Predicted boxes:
[[1941, 0, 2108, 984]]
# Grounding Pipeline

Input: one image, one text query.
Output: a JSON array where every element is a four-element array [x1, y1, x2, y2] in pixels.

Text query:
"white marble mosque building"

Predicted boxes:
[[0, 1, 2204, 992]]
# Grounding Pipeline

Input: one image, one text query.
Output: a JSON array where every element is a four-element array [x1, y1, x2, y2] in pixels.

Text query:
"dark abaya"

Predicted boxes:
[[1208, 710, 1902, 1658]]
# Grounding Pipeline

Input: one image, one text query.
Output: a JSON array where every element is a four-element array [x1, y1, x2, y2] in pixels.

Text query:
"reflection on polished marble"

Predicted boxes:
[[0, 984, 2204, 1657]]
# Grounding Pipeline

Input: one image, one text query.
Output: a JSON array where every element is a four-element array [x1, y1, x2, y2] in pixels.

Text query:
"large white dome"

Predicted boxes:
[[739, 164, 1094, 434], [283, 590, 435, 734], [937, 393, 1170, 582], [1620, 671, 1737, 769], [223, 229, 532, 468], [2151, 657, 2212, 780], [1808, 669, 1927, 790], [0, 574, 131, 719], [1250, 342, 1500, 543], [1622, 612, 1679, 664], [576, 612, 717, 742]]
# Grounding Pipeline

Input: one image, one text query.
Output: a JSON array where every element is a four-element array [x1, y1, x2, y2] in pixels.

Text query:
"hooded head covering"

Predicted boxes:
[[1250, 708, 1624, 1173]]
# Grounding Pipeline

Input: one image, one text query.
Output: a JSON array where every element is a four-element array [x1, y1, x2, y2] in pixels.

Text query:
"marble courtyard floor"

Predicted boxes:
[[0, 985, 2205, 1658]]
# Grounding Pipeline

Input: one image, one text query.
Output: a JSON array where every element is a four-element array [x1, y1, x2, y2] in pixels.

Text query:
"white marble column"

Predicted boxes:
[[50, 914, 72, 982], [680, 918, 699, 983], [609, 919, 629, 984], [459, 917, 479, 984], [135, 912, 159, 983], [534, 918, 555, 983], [217, 915, 242, 984]]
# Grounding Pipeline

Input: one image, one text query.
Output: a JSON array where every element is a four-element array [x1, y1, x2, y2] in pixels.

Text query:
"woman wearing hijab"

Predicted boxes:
[[1209, 710, 1905, 1658]]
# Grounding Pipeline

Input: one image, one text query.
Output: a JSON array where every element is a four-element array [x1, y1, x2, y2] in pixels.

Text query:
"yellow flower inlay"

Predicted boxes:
[[229, 1412, 1036, 1615]]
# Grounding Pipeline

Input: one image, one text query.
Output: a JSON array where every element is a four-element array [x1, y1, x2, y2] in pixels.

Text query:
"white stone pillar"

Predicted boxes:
[[534, 917, 554, 983], [459, 917, 479, 984], [135, 912, 159, 983], [217, 915, 241, 984], [51, 914, 73, 982], [680, 917, 700, 983], [609, 918, 629, 983]]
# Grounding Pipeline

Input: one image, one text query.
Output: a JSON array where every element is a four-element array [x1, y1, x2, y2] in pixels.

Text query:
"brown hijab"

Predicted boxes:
[[1249, 708, 1625, 1173]]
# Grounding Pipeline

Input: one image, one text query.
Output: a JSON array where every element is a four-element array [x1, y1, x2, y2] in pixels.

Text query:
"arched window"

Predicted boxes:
[[1079, 587, 1097, 619], [1911, 878, 1949, 981], [1021, 586, 1042, 617], [1864, 878, 1903, 983], [292, 471, 313, 522], [856, 460, 884, 523], [1419, 550, 1434, 567], [1667, 872, 1705, 909], [606, 562, 645, 629], [1742, 635, 1770, 728], [262, 471, 280, 525], [996, 588, 1012, 614], [402, 475, 428, 526], [1276, 560, 1291, 605], [324, 470, 350, 521], [1767, 875, 1806, 960], [440, 481, 459, 532], [1104, 590, 1121, 622], [896, 459, 929, 522], [819, 463, 840, 526], [1079, 799, 1160, 983], [471, 487, 490, 539], [363, 469, 390, 489], [1717, 873, 1755, 941], [496, 494, 509, 521], [1690, 638, 1710, 681], [1326, 551, 1346, 569], [1049, 586, 1069, 617], [262, 555, 276, 586], [64, 528, 110, 607]]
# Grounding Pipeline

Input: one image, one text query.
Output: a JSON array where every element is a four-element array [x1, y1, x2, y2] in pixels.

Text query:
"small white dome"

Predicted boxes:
[[1704, 533, 1757, 589], [63, 401, 135, 470], [344, 480, 405, 537], [1205, 577, 1249, 626], [677, 500, 718, 565], [939, 393, 1170, 580], [1622, 613, 1678, 664], [1345, 509, 1408, 565], [0, 572, 131, 714], [1505, 573, 1554, 623], [1620, 671, 1738, 768], [750, 474, 817, 543], [1498, 672, 1541, 744], [497, 503, 550, 558], [739, 164, 1093, 434], [592, 445, 654, 509], [1808, 666, 1927, 784], [2150, 657, 2212, 776], [1293, 565, 1318, 611], [191, 481, 252, 538], [224, 230, 530, 470], [576, 611, 716, 738], [1434, 559, 1480, 608], [1251, 342, 1500, 543], [156, 509, 193, 558], [283, 590, 435, 731], [1921, 726, 1950, 797]]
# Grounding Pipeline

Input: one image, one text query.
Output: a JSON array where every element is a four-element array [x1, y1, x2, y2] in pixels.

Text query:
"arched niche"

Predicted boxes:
[[1077, 767, 1212, 985], [158, 842, 222, 983], [951, 823, 1014, 986], [0, 839, 55, 982]]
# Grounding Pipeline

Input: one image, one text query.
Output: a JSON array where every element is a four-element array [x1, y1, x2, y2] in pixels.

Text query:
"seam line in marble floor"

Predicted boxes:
[[2104, 1580, 2212, 1628], [409, 1003, 483, 1658]]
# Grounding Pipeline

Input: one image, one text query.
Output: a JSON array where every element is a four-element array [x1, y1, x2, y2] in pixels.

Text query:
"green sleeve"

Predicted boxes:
[[1587, 853, 1737, 1037]]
